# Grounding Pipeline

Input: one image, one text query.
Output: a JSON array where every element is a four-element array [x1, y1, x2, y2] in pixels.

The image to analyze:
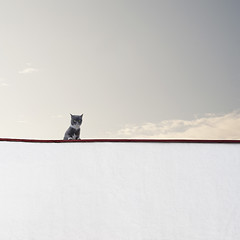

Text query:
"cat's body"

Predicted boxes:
[[64, 114, 83, 140]]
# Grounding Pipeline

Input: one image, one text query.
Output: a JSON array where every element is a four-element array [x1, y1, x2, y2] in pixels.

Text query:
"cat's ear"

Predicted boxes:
[[80, 114, 83, 118], [70, 113, 73, 118]]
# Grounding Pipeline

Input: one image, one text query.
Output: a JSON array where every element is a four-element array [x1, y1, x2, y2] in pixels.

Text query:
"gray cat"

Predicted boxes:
[[64, 114, 83, 140]]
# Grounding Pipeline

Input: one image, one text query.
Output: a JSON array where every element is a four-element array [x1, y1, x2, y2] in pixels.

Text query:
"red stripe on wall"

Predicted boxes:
[[0, 138, 239, 144]]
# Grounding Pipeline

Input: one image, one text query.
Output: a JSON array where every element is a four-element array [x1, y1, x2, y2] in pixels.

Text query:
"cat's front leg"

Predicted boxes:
[[68, 137, 73, 140]]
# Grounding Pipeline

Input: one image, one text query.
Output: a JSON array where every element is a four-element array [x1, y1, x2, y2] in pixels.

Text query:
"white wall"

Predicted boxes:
[[0, 141, 239, 239]]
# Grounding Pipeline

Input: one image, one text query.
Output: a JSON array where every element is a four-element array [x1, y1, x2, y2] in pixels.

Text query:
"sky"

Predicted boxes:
[[0, 0, 239, 140]]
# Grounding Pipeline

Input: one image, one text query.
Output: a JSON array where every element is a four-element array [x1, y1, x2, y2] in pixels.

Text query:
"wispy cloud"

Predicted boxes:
[[1, 82, 10, 87], [16, 114, 27, 124], [0, 78, 10, 87], [115, 110, 240, 140], [18, 67, 39, 74], [16, 120, 27, 124]]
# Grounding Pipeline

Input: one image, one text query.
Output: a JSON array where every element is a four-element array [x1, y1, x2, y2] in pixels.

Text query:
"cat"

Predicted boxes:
[[64, 114, 83, 140]]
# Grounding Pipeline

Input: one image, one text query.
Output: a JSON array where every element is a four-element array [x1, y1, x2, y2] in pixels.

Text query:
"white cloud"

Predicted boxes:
[[116, 110, 240, 140], [16, 120, 27, 124], [19, 67, 39, 74], [0, 78, 10, 87], [16, 114, 28, 124], [1, 82, 10, 87]]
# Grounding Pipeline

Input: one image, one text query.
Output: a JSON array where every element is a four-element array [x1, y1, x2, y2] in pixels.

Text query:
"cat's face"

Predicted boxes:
[[70, 114, 83, 128]]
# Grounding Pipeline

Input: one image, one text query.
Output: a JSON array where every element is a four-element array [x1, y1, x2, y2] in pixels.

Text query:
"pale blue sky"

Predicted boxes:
[[0, 0, 239, 139]]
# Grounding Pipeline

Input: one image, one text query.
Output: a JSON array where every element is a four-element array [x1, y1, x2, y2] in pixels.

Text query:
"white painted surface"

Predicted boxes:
[[0, 142, 239, 239]]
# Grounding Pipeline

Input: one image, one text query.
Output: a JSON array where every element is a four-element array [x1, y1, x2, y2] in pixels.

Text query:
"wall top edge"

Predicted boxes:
[[0, 138, 240, 144]]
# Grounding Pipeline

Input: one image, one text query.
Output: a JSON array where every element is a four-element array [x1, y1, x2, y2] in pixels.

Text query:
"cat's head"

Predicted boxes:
[[70, 114, 83, 128]]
